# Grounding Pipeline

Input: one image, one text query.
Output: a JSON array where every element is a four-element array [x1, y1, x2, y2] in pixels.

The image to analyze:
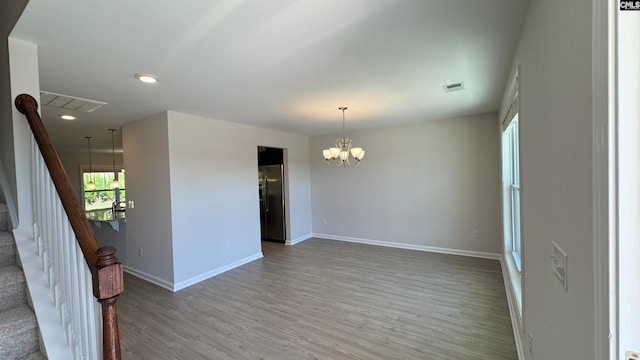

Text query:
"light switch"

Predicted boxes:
[[551, 242, 568, 291]]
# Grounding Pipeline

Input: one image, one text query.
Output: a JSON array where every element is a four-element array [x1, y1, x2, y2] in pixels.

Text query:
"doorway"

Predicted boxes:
[[257, 146, 286, 243]]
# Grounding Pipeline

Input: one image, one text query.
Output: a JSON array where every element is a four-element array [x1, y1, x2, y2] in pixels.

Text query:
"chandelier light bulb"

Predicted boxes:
[[85, 181, 96, 190], [109, 179, 120, 189], [350, 147, 363, 159]]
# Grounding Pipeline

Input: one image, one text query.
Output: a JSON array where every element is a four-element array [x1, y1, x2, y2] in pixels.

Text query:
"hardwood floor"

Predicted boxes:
[[118, 238, 517, 359]]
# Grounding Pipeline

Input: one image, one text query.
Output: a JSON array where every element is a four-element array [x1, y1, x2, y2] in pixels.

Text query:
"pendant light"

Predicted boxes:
[[322, 107, 365, 167], [108, 129, 120, 189], [84, 136, 96, 190]]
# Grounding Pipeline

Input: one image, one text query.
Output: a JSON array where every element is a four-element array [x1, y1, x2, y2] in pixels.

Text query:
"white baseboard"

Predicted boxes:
[[500, 255, 525, 360], [312, 233, 501, 260], [125, 252, 264, 292], [122, 266, 175, 292], [286, 233, 312, 246], [173, 252, 263, 291]]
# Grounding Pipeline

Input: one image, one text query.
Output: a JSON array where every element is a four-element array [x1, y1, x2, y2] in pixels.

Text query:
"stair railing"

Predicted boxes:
[[15, 94, 124, 360]]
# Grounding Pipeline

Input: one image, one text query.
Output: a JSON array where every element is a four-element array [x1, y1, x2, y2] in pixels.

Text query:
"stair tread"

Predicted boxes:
[[0, 305, 39, 360], [0, 265, 25, 286], [17, 351, 46, 360], [0, 305, 37, 336], [0, 265, 27, 313], [0, 203, 7, 232], [0, 231, 13, 245], [0, 231, 16, 268]]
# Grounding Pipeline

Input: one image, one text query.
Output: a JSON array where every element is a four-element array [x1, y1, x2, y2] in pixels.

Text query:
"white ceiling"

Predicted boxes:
[[11, 0, 528, 151]]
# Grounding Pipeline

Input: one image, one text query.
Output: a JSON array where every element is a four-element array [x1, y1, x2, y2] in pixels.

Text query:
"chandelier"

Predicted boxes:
[[322, 107, 365, 167]]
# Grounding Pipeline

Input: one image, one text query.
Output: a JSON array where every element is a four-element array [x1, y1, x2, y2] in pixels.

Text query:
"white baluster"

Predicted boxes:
[[27, 131, 104, 359]]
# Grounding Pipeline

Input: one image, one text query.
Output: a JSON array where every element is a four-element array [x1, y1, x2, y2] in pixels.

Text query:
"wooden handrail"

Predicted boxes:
[[15, 93, 124, 360]]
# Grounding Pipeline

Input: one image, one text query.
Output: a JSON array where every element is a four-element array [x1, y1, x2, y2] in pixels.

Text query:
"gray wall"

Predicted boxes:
[[166, 111, 312, 286], [122, 111, 312, 288], [310, 112, 502, 254], [122, 112, 175, 286], [501, 0, 595, 358]]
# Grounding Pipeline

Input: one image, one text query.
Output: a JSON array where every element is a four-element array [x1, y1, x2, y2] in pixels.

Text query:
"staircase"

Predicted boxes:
[[0, 203, 45, 359]]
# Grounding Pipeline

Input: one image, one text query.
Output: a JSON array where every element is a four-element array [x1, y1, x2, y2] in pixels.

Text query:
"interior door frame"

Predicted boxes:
[[257, 146, 291, 245]]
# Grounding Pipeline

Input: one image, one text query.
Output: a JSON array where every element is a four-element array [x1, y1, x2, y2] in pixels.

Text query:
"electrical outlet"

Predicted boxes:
[[626, 351, 640, 360], [528, 331, 533, 355], [472, 230, 479, 239], [323, 218, 327, 225], [138, 248, 143, 257]]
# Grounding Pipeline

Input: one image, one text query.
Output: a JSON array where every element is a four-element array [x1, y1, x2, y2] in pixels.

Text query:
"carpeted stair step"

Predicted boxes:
[[0, 203, 8, 231], [0, 232, 16, 267], [0, 305, 39, 359], [0, 203, 43, 358], [17, 351, 46, 360], [0, 266, 26, 313]]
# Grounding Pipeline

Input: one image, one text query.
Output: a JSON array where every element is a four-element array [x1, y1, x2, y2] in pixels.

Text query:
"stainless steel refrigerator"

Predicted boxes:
[[258, 165, 286, 242]]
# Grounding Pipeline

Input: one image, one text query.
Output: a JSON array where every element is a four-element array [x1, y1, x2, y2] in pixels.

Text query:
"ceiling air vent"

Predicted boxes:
[[40, 91, 107, 112], [443, 82, 465, 93]]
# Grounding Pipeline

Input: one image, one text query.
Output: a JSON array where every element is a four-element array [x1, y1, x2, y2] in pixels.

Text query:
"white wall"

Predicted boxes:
[[8, 37, 39, 229], [500, 0, 595, 358], [122, 111, 312, 289], [310, 112, 501, 255], [166, 111, 312, 286], [617, 8, 640, 357], [122, 113, 175, 286], [0, 0, 28, 224]]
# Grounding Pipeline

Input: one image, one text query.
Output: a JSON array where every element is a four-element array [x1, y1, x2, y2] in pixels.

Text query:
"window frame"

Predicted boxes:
[[505, 117, 522, 271], [80, 165, 126, 214]]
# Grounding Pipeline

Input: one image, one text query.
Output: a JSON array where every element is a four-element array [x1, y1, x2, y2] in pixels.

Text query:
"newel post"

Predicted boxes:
[[92, 246, 124, 360]]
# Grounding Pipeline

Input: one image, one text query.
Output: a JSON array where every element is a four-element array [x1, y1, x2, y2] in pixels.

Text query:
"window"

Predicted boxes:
[[82, 169, 126, 214], [504, 117, 521, 270], [501, 69, 522, 316]]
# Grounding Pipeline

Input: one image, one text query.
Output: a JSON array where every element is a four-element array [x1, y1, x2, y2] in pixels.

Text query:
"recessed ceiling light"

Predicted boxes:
[[135, 73, 159, 84], [59, 114, 76, 120]]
